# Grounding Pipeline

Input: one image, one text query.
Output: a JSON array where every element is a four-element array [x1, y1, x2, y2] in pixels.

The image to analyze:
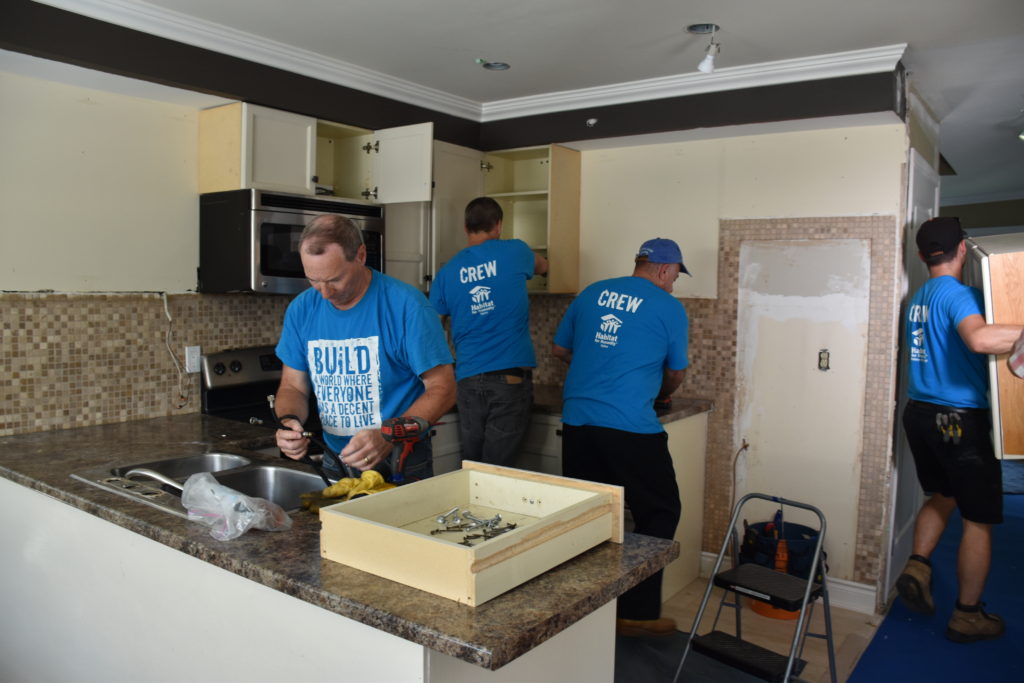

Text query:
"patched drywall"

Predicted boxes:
[[735, 239, 870, 581]]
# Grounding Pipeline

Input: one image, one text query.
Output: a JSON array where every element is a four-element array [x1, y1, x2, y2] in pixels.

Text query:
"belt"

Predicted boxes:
[[907, 399, 988, 414], [481, 367, 532, 378]]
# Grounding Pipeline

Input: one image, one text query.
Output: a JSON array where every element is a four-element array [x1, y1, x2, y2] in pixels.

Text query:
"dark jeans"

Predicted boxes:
[[456, 372, 533, 466], [561, 424, 681, 620]]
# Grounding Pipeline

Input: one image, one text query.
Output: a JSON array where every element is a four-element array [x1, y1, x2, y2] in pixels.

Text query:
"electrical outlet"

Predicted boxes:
[[185, 345, 202, 374]]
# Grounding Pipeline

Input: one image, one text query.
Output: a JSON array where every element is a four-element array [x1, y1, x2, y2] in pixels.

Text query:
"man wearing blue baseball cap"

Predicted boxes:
[[553, 237, 691, 637]]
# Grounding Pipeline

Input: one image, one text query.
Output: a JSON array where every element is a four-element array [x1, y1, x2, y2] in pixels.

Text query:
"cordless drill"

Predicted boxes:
[[381, 416, 430, 483]]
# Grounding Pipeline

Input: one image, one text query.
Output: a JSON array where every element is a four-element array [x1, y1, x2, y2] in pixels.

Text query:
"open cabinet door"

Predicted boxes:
[[373, 122, 433, 203]]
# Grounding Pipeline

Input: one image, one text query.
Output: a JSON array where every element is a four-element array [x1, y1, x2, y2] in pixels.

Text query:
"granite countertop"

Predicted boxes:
[[0, 414, 677, 671], [532, 383, 714, 423]]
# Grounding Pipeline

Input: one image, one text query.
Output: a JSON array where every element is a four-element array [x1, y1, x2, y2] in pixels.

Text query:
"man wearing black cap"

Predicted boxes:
[[897, 217, 1023, 642], [552, 237, 690, 637]]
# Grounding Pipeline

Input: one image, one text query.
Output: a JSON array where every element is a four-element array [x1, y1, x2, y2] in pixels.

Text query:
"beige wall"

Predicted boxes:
[[0, 71, 199, 292], [579, 124, 907, 298]]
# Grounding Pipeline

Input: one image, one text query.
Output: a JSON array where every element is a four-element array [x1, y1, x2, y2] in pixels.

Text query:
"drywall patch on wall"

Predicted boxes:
[[734, 239, 869, 580]]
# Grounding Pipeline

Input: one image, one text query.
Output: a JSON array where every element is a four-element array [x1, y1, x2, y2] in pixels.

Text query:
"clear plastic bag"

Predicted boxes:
[[181, 472, 292, 541]]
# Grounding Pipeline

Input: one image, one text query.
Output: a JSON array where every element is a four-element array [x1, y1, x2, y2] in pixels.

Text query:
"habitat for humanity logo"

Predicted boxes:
[[910, 327, 927, 362], [469, 285, 495, 315], [594, 314, 622, 347]]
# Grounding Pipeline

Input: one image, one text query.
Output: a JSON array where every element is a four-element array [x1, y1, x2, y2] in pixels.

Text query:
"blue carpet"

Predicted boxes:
[[849, 495, 1023, 682], [1002, 459, 1024, 494]]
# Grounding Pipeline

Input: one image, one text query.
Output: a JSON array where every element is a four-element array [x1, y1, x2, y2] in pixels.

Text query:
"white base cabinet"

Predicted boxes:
[[0, 477, 614, 683]]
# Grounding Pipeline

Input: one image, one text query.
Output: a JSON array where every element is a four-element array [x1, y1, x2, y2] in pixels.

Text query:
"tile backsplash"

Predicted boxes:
[[1, 291, 710, 436]]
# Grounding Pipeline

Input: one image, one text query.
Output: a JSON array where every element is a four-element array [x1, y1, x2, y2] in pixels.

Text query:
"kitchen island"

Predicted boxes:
[[0, 414, 677, 682]]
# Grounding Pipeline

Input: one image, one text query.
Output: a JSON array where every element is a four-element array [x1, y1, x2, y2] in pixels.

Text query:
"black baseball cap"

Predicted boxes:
[[916, 217, 965, 257]]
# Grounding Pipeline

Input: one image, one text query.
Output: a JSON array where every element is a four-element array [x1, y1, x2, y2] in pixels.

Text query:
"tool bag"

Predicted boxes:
[[739, 519, 826, 582]]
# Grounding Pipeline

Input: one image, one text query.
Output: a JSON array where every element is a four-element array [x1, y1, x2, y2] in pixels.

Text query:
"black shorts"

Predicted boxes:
[[901, 400, 1002, 524]]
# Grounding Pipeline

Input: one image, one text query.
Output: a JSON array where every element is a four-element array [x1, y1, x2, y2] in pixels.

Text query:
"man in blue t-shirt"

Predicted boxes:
[[430, 197, 548, 465], [897, 217, 1022, 643], [553, 237, 690, 638], [274, 214, 455, 481]]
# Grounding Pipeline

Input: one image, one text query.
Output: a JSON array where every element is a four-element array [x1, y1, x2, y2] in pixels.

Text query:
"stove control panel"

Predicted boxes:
[[201, 345, 283, 390]]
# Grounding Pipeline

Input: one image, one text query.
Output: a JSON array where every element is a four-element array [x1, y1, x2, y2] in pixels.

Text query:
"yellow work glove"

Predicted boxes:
[[346, 470, 395, 499]]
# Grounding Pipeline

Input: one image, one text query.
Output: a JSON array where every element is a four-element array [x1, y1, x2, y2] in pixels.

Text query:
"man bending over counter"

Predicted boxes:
[[274, 214, 455, 481], [553, 237, 691, 638]]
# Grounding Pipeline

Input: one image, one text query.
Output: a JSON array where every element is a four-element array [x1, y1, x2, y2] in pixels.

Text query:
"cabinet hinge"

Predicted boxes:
[[362, 141, 380, 154], [361, 186, 379, 200], [480, 160, 494, 172]]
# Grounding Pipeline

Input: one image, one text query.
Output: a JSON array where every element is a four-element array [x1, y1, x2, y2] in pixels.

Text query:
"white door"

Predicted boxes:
[[384, 202, 431, 292], [373, 122, 433, 203], [243, 104, 316, 194], [885, 148, 940, 597]]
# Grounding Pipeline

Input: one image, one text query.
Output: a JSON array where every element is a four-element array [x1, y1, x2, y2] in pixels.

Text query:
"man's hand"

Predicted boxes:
[[339, 428, 392, 471], [276, 417, 309, 460]]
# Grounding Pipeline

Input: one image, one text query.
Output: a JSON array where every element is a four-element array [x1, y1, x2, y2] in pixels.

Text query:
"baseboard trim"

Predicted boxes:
[[699, 551, 877, 615]]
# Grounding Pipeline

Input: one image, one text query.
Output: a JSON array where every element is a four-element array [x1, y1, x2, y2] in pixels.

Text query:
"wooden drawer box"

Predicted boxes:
[[320, 461, 623, 606]]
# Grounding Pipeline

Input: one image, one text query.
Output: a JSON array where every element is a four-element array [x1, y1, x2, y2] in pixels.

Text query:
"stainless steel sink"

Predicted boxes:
[[213, 466, 324, 510], [70, 453, 324, 519], [111, 452, 251, 479]]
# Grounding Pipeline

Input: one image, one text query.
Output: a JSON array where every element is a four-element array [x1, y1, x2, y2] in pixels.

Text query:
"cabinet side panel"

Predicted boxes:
[[989, 252, 1024, 456], [548, 145, 581, 293], [198, 103, 242, 193]]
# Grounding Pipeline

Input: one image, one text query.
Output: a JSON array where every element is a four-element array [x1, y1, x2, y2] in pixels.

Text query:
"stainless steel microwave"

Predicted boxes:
[[198, 189, 385, 294]]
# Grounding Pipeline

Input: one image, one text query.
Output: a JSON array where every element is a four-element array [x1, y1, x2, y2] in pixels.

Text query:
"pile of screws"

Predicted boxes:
[[430, 507, 517, 546]]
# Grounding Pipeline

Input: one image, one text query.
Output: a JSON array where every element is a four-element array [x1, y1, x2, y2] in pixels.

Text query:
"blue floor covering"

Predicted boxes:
[[849, 494, 1023, 682]]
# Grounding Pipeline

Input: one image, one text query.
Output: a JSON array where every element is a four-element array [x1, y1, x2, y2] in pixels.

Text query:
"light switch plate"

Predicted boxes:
[[185, 345, 201, 374]]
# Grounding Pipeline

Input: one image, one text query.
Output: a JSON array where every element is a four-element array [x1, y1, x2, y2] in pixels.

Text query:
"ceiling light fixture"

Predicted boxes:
[[687, 23, 721, 74], [475, 58, 510, 71]]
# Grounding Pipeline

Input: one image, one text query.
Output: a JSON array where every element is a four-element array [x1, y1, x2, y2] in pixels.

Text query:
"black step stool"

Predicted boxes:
[[673, 493, 837, 683]]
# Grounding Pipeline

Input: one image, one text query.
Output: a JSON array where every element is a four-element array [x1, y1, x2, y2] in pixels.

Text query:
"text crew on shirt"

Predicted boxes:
[[460, 260, 498, 283], [598, 289, 644, 313]]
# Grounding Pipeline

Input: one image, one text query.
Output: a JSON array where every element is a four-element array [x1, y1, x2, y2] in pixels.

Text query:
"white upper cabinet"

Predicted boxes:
[[243, 104, 316, 194], [199, 103, 433, 204]]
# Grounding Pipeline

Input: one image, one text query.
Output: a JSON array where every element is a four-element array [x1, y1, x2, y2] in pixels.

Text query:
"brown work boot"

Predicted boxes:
[[946, 604, 1005, 643], [896, 555, 934, 615], [616, 617, 677, 638]]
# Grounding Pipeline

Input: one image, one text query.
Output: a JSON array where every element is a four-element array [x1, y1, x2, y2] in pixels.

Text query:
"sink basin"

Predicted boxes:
[[111, 453, 250, 479], [213, 466, 324, 510]]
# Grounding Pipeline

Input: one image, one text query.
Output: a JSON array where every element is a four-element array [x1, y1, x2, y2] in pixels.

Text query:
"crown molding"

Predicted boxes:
[[39, 1, 904, 124], [481, 44, 906, 121]]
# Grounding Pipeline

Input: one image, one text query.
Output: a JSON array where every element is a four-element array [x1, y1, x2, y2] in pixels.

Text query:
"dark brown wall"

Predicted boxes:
[[4, 0, 903, 151]]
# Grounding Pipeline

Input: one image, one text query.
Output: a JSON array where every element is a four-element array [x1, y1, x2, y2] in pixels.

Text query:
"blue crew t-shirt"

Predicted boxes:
[[554, 276, 689, 434], [430, 238, 536, 381], [276, 270, 453, 454], [906, 275, 988, 409]]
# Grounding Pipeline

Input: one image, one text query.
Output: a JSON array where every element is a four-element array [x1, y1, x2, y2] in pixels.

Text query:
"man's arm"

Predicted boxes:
[[274, 365, 312, 460], [534, 252, 550, 276], [658, 368, 687, 400], [552, 343, 572, 364], [958, 315, 1024, 355], [403, 364, 457, 424]]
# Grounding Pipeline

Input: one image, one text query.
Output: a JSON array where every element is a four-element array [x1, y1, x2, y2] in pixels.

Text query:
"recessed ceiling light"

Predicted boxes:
[[686, 23, 720, 35], [475, 58, 510, 71]]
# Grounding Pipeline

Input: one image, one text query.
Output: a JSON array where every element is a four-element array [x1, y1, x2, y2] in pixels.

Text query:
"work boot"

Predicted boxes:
[[615, 617, 677, 638], [896, 555, 934, 615], [946, 603, 1005, 643]]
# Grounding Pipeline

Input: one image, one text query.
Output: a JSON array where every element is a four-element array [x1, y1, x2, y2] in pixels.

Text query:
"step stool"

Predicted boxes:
[[672, 493, 837, 683]]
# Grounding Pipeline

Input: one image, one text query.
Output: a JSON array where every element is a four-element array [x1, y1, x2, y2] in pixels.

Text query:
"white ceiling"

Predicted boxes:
[[25, 0, 1024, 206]]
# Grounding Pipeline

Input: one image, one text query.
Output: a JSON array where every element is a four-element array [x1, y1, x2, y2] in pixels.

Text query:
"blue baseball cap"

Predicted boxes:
[[636, 238, 691, 275]]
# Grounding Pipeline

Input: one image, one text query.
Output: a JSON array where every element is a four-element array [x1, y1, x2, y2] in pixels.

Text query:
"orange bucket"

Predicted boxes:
[[749, 598, 800, 620]]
